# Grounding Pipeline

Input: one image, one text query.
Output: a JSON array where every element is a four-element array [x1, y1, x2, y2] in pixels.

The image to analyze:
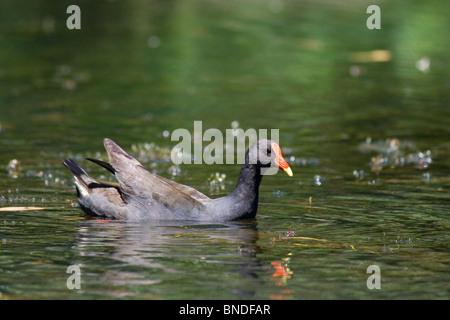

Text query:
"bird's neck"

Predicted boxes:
[[226, 164, 263, 219], [234, 164, 262, 194]]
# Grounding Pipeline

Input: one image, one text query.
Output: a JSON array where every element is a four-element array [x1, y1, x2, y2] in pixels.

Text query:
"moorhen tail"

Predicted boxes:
[[63, 138, 293, 221]]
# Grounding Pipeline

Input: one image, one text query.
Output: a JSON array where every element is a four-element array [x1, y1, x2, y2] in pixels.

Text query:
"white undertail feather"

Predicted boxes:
[[74, 176, 90, 197]]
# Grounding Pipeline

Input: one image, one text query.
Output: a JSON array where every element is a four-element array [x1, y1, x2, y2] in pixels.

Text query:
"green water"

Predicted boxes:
[[0, 0, 449, 299]]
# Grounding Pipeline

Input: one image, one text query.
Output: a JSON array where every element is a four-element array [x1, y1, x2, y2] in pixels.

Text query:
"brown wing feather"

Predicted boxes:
[[102, 138, 210, 212]]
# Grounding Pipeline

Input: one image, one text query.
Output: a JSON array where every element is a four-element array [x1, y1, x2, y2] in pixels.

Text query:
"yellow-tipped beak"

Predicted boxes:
[[283, 167, 293, 177]]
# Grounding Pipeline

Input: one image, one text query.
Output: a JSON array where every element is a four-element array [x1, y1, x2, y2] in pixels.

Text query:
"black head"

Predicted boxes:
[[246, 139, 293, 176]]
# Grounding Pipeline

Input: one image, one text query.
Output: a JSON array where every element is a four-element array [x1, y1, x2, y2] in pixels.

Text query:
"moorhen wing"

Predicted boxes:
[[63, 138, 293, 221]]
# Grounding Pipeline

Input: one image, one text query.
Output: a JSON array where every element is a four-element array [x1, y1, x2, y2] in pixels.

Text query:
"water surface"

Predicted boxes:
[[0, 0, 449, 299]]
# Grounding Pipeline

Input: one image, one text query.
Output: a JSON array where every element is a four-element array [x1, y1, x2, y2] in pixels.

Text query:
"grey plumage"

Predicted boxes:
[[64, 138, 292, 221]]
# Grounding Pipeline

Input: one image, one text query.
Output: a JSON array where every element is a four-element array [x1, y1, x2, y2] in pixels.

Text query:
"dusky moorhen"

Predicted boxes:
[[63, 138, 293, 221]]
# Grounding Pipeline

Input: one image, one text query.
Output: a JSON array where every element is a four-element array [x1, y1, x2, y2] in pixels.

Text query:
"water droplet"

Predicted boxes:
[[148, 36, 161, 48], [312, 175, 323, 186], [352, 169, 365, 179], [415, 56, 430, 73], [272, 190, 284, 198], [6, 159, 21, 178], [349, 65, 362, 77]]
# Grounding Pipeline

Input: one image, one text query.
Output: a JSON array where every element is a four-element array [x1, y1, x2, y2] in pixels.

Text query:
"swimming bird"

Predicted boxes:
[[63, 138, 293, 221]]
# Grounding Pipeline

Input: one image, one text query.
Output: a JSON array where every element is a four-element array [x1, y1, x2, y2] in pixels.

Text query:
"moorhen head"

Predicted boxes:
[[63, 138, 293, 221]]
